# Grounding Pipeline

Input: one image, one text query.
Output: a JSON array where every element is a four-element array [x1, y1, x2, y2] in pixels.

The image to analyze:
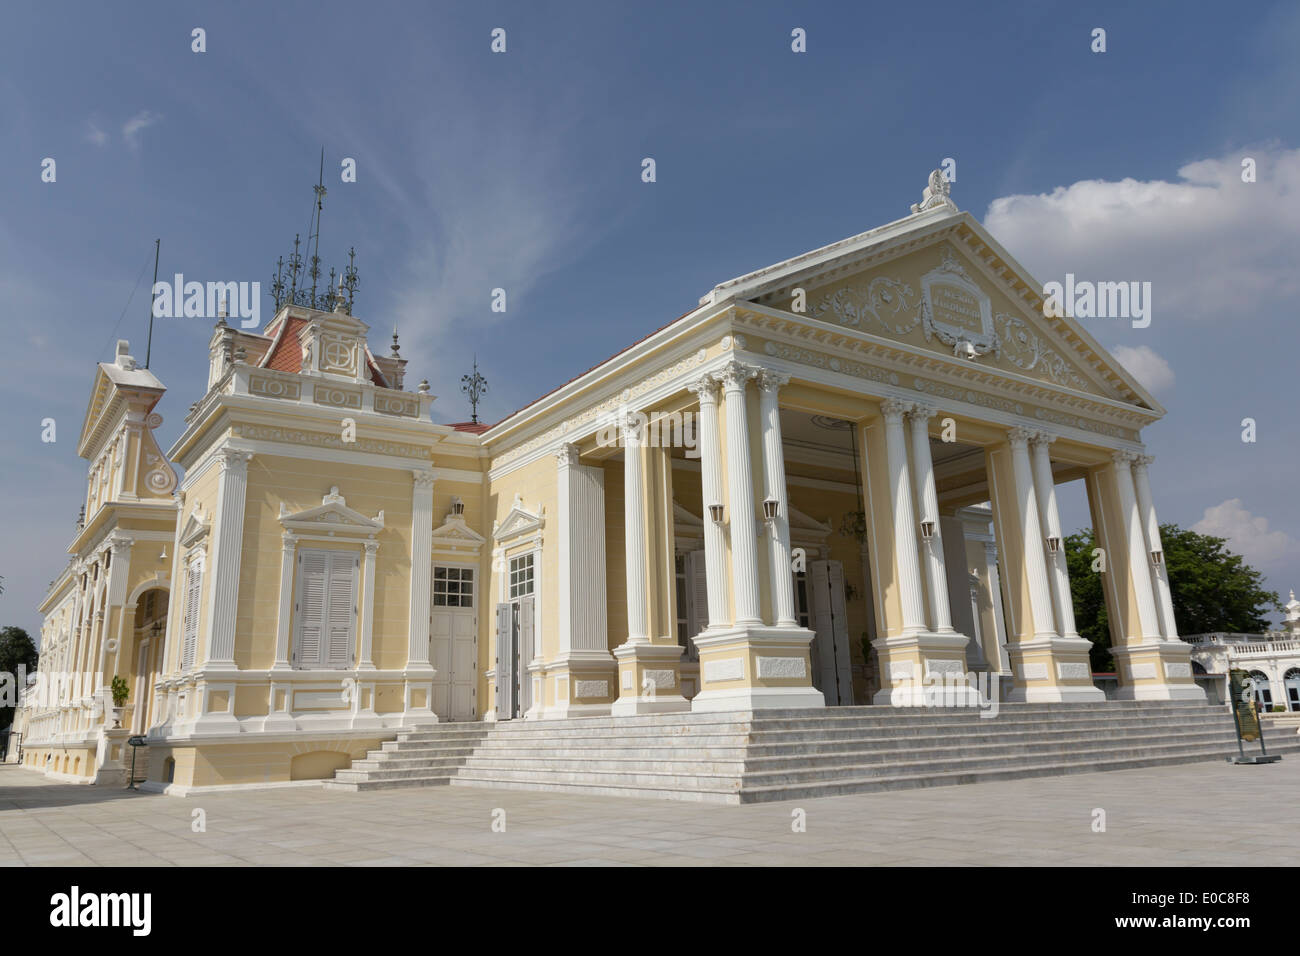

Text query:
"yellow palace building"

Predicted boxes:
[[19, 172, 1202, 793]]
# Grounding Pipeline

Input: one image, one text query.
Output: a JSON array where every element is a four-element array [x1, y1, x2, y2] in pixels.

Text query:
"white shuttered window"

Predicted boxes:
[[181, 555, 203, 671], [294, 548, 358, 669]]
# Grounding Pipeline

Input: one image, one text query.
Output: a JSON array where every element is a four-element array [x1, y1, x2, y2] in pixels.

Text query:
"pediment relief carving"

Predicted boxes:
[[179, 505, 210, 549], [433, 498, 487, 550], [786, 243, 1115, 400]]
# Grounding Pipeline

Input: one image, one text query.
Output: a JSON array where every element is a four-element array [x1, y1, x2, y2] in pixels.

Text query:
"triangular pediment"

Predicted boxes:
[[180, 506, 210, 549], [433, 502, 487, 550], [279, 487, 384, 535], [731, 208, 1160, 413], [494, 495, 544, 543]]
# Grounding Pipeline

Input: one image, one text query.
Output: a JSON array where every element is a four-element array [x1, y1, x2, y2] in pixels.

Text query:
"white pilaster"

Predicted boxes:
[[881, 399, 927, 635], [906, 404, 954, 634], [688, 376, 730, 628], [1132, 455, 1179, 640], [272, 531, 297, 669], [359, 539, 379, 668], [407, 469, 436, 666], [1030, 432, 1080, 640], [1007, 427, 1058, 640], [718, 362, 762, 626], [622, 412, 650, 644], [1112, 451, 1164, 642], [556, 443, 611, 657], [203, 448, 253, 665], [757, 369, 797, 627]]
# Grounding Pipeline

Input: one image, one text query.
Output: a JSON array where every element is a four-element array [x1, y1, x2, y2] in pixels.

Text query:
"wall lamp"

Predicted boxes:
[[708, 503, 725, 524]]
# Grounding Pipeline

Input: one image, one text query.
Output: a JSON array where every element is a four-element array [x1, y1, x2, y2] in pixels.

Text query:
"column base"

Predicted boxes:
[[1004, 636, 1105, 703], [871, 631, 985, 706], [1111, 642, 1206, 702], [612, 642, 690, 716], [691, 625, 823, 713], [544, 651, 618, 719]]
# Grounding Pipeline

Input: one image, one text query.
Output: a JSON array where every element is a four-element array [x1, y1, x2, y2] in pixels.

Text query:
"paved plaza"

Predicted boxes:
[[1, 759, 1296, 866]]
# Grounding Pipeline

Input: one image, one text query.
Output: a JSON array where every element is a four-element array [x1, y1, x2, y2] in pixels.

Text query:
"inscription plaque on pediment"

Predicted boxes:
[[920, 246, 998, 356]]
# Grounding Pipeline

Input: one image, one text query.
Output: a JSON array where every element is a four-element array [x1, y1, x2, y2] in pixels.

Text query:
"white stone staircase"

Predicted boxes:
[[325, 701, 1300, 803], [324, 724, 491, 791]]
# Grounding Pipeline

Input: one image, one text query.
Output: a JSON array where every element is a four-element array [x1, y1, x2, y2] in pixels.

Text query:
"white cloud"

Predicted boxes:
[[1111, 344, 1175, 394], [1193, 498, 1299, 567], [84, 121, 108, 147], [984, 145, 1300, 320], [121, 110, 162, 149]]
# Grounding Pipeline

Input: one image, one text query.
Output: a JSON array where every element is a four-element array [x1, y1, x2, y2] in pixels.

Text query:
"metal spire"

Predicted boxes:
[[461, 355, 488, 425]]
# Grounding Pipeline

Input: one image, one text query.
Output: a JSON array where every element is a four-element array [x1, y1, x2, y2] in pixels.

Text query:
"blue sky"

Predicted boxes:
[[3, 0, 1298, 640]]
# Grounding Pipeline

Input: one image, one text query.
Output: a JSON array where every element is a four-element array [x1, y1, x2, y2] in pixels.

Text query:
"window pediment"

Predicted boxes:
[[279, 486, 384, 537], [494, 495, 544, 544]]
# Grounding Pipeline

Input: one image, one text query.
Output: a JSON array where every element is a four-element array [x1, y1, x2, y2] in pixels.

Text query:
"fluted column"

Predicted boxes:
[[718, 362, 762, 626], [1132, 455, 1179, 640], [687, 377, 729, 628], [622, 411, 650, 643], [204, 447, 254, 665], [1112, 452, 1163, 642], [881, 400, 928, 635], [907, 403, 954, 634], [758, 369, 797, 627], [1007, 428, 1058, 640], [1029, 432, 1080, 639], [407, 469, 436, 665]]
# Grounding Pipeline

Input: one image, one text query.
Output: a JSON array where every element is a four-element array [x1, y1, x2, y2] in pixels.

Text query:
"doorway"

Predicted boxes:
[[804, 560, 854, 705], [431, 564, 477, 721]]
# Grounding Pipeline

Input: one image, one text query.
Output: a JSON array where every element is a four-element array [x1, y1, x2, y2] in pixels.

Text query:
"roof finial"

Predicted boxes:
[[390, 325, 401, 358], [911, 168, 957, 215], [461, 355, 488, 424]]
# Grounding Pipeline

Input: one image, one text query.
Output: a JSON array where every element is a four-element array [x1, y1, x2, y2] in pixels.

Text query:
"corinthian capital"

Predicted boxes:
[[879, 398, 913, 422], [1028, 430, 1056, 449], [217, 447, 254, 475], [756, 368, 790, 393], [1006, 426, 1036, 447], [1133, 453, 1155, 470], [1111, 450, 1137, 467], [714, 361, 758, 392], [905, 402, 938, 423], [686, 376, 720, 405]]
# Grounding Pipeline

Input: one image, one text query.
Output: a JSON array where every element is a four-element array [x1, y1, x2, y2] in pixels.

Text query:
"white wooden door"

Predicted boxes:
[[431, 565, 477, 720], [495, 603, 514, 719]]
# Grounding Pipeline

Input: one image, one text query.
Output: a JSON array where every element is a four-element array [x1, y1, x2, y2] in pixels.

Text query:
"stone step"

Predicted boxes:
[[459, 728, 1241, 768], [327, 700, 1281, 802]]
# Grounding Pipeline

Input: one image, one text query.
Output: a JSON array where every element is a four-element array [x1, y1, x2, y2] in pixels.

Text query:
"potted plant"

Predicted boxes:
[[110, 676, 130, 729]]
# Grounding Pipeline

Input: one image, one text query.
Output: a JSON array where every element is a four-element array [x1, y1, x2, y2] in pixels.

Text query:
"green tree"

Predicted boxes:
[[0, 626, 39, 731], [1064, 524, 1281, 671]]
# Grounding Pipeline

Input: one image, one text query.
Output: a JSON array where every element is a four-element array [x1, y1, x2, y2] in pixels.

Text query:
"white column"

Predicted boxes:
[[688, 377, 730, 628], [719, 362, 762, 626], [407, 469, 436, 665], [881, 399, 927, 635], [1132, 454, 1179, 640], [622, 411, 651, 643], [907, 404, 954, 634], [203, 447, 253, 665], [758, 369, 797, 627], [1007, 428, 1058, 640], [1112, 452, 1163, 642], [359, 539, 379, 668], [1030, 432, 1080, 639], [272, 531, 297, 668]]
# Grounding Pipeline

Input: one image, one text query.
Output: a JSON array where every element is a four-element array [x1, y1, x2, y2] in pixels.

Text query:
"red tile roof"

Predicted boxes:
[[263, 317, 307, 373], [448, 421, 491, 434]]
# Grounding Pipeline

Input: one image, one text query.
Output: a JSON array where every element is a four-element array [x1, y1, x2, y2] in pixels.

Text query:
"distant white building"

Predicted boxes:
[[1183, 590, 1300, 709]]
